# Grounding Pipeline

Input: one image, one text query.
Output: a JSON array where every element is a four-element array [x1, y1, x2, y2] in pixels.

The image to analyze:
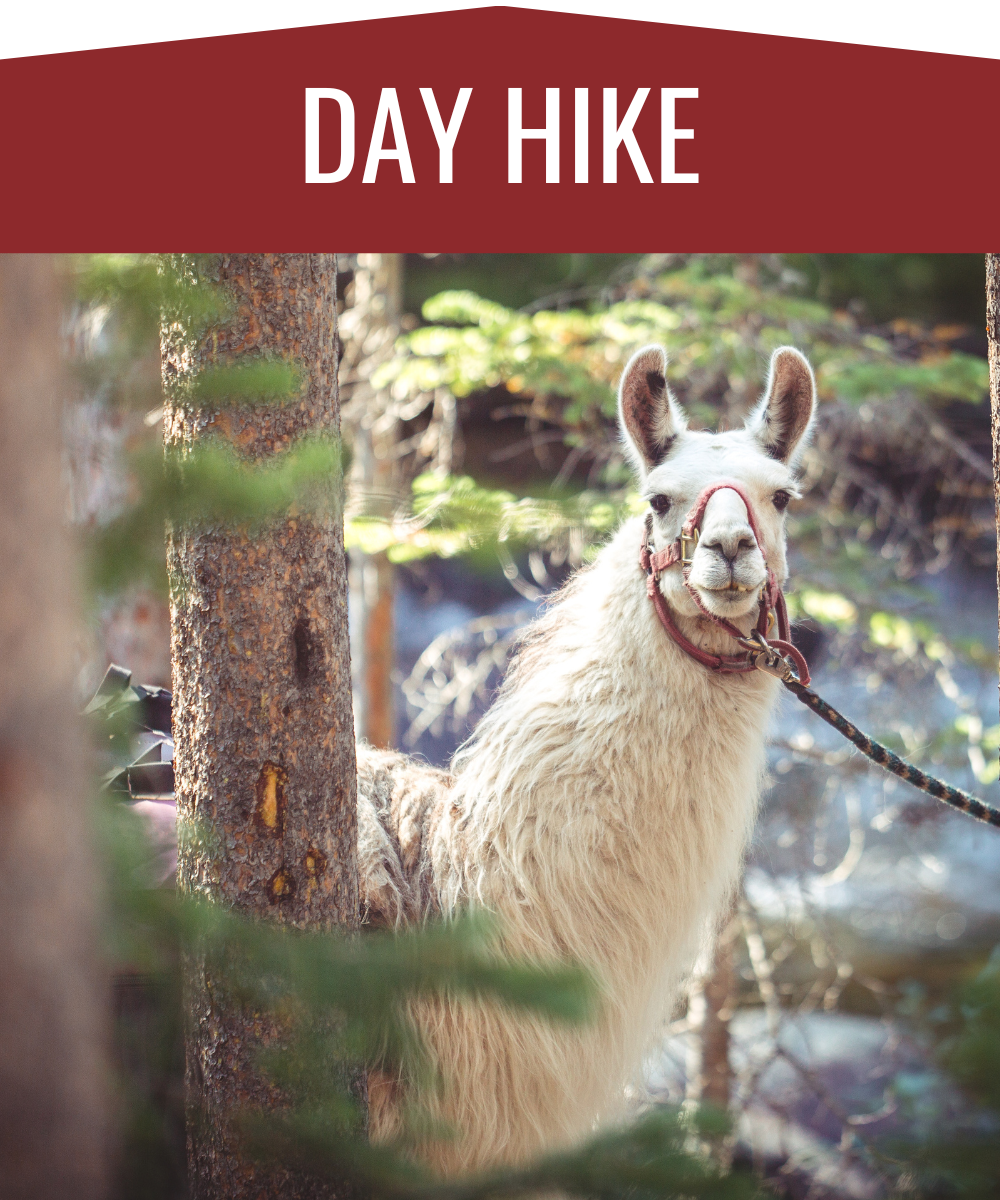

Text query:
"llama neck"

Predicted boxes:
[[441, 515, 780, 985]]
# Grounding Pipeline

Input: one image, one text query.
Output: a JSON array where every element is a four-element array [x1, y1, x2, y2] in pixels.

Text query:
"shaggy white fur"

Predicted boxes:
[[356, 343, 817, 1174]]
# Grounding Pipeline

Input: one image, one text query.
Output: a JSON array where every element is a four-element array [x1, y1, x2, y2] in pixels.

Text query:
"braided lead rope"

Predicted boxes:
[[782, 677, 1000, 830], [640, 488, 1000, 829], [743, 634, 1000, 829]]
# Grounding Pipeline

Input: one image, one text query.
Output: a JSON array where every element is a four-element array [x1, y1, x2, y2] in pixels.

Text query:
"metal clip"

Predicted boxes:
[[680, 528, 700, 566], [738, 630, 794, 682]]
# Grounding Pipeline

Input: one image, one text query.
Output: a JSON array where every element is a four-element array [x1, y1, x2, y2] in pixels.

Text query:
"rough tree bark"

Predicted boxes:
[[0, 255, 106, 1198], [987, 254, 1000, 722], [163, 255, 358, 1198]]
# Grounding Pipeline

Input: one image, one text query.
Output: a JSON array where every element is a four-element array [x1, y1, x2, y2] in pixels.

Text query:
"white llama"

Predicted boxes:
[[356, 343, 817, 1174]]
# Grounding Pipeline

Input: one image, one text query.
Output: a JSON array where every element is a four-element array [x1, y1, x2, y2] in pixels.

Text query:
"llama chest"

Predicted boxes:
[[438, 646, 776, 993]]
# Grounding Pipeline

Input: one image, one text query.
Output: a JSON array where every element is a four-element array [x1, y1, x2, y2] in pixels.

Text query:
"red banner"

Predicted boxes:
[[1, 7, 995, 250]]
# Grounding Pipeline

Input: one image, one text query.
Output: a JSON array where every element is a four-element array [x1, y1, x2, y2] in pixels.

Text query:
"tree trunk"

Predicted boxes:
[[354, 548, 396, 748], [987, 254, 1000, 722], [163, 255, 358, 1198], [342, 254, 404, 749], [685, 929, 735, 1114], [0, 255, 106, 1199]]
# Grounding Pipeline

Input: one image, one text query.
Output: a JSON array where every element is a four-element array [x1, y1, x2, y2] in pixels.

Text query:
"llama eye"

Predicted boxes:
[[772, 490, 791, 512], [649, 494, 671, 516]]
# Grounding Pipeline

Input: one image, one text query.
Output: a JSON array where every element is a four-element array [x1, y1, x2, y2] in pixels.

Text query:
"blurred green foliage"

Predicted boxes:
[[786, 254, 986, 327], [105, 794, 759, 1199], [404, 253, 638, 313], [73, 256, 338, 597], [91, 436, 343, 595], [889, 952, 1000, 1198], [405, 254, 987, 330], [347, 472, 641, 564], [383, 262, 987, 433]]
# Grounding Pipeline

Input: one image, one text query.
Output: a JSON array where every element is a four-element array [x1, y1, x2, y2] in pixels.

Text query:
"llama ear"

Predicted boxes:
[[617, 345, 686, 477], [747, 347, 816, 465]]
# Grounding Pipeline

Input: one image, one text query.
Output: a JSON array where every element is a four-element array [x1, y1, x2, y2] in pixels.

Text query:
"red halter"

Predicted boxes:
[[639, 480, 811, 685]]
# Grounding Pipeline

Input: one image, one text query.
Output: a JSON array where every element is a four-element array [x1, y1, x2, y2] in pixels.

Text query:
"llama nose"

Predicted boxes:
[[701, 530, 755, 565]]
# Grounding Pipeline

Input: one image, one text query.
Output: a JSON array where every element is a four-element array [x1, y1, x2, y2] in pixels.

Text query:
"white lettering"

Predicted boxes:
[[661, 88, 698, 183], [508, 87, 560, 183], [305, 88, 355, 183], [603, 87, 652, 183], [575, 88, 588, 183], [420, 87, 472, 183], [363, 87, 415, 183]]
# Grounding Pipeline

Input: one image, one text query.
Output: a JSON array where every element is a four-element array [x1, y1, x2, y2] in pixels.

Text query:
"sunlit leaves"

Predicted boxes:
[[821, 353, 988, 405], [346, 473, 643, 564], [785, 589, 859, 631], [868, 612, 947, 661], [379, 260, 987, 454]]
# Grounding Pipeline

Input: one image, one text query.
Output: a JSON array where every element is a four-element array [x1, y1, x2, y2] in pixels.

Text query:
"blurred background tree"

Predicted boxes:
[[340, 254, 406, 749], [0, 254, 106, 1200]]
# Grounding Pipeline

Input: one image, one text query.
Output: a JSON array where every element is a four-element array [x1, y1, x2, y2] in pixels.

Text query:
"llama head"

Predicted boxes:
[[618, 344, 816, 622]]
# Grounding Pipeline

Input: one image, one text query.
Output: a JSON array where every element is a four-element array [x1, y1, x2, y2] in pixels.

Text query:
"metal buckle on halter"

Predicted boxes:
[[738, 630, 794, 682], [680, 528, 700, 566]]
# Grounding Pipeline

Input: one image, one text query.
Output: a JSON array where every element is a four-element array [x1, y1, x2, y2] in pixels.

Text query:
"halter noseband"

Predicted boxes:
[[639, 479, 810, 685]]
